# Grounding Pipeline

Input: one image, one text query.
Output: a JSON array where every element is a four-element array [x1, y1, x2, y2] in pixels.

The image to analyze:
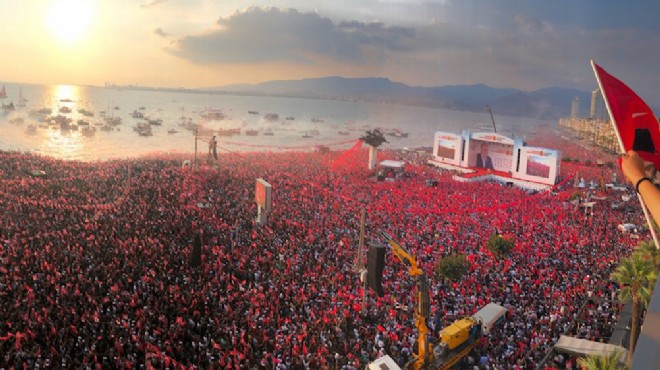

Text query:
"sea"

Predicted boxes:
[[0, 83, 548, 161]]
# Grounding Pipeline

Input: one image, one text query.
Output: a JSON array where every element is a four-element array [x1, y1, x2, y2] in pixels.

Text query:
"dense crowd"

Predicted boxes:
[[0, 127, 645, 369]]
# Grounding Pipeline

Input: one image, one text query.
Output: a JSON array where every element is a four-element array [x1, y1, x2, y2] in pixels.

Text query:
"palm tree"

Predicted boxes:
[[360, 129, 388, 170], [576, 350, 627, 370], [610, 254, 658, 365], [633, 240, 660, 271]]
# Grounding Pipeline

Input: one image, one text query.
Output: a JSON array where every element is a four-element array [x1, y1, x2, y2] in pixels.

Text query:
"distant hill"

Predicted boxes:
[[215, 77, 594, 120]]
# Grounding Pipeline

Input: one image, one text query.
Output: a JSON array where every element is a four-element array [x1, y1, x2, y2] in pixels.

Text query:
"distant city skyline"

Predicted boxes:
[[1, 0, 659, 107]]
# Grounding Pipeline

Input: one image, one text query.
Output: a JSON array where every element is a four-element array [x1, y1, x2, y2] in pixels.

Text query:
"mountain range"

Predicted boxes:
[[216, 77, 598, 120]]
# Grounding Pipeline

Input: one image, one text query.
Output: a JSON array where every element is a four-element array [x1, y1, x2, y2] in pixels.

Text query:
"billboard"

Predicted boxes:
[[433, 132, 462, 165], [255, 178, 272, 211], [517, 147, 560, 185], [468, 141, 514, 172]]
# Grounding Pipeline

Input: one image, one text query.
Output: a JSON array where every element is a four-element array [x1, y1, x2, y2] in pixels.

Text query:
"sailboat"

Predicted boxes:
[[17, 88, 27, 107], [0, 85, 15, 112]]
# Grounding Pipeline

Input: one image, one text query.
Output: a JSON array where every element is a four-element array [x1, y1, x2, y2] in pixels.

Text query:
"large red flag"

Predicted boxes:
[[592, 61, 660, 167]]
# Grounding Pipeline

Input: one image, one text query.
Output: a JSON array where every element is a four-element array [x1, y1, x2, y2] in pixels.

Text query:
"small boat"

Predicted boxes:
[[59, 106, 72, 114], [134, 122, 152, 136], [285, 116, 294, 120], [167, 129, 179, 134], [264, 113, 279, 121], [78, 108, 94, 117], [216, 128, 241, 136], [245, 129, 259, 136], [263, 128, 274, 136], [248, 110, 259, 115], [147, 118, 162, 126], [10, 117, 25, 124], [131, 110, 144, 119], [386, 129, 409, 138], [311, 118, 324, 123], [81, 126, 96, 137], [59, 98, 74, 103], [17, 88, 27, 107], [77, 119, 90, 126], [139, 106, 146, 110], [200, 109, 225, 120], [302, 131, 313, 138]]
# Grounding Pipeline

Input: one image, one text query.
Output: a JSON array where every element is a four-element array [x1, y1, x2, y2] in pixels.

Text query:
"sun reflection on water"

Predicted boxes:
[[38, 126, 85, 160]]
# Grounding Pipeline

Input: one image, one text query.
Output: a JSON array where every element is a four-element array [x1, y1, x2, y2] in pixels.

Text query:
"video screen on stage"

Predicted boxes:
[[470, 141, 513, 172], [436, 138, 457, 159], [526, 155, 551, 178]]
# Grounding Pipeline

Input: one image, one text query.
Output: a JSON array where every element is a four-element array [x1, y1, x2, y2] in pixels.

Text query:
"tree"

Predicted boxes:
[[360, 129, 388, 170], [610, 254, 658, 365], [576, 350, 627, 370], [486, 233, 514, 258], [436, 254, 470, 282], [633, 240, 660, 271], [360, 129, 388, 148]]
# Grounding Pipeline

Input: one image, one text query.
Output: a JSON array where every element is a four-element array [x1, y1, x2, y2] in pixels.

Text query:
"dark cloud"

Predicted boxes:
[[141, 0, 167, 9], [154, 28, 170, 38], [167, 7, 416, 65]]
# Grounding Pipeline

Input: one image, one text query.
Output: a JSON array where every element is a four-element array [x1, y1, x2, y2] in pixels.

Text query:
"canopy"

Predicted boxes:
[[471, 303, 507, 334], [554, 335, 627, 362], [367, 355, 401, 370], [379, 160, 406, 169]]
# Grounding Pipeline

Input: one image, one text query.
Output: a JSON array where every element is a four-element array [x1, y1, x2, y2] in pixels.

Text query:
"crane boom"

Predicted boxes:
[[380, 231, 432, 369]]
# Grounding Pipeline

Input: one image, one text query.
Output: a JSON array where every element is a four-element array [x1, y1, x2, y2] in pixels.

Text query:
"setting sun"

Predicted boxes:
[[46, 0, 95, 44]]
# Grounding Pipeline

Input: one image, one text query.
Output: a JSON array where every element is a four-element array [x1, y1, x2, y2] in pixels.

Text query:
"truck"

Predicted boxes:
[[367, 232, 486, 370]]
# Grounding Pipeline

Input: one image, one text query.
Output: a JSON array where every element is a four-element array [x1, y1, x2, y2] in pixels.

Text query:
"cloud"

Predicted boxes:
[[154, 27, 170, 38], [167, 7, 416, 65], [141, 0, 167, 9]]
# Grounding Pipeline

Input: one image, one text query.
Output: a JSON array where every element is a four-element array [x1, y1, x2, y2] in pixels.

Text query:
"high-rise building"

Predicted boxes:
[[590, 88, 599, 119], [571, 97, 579, 118]]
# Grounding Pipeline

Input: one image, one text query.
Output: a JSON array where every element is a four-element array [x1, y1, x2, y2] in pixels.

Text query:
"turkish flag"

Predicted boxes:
[[593, 61, 660, 168]]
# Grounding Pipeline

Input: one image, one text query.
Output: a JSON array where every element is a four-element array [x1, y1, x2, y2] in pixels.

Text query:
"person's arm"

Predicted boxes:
[[621, 150, 660, 225]]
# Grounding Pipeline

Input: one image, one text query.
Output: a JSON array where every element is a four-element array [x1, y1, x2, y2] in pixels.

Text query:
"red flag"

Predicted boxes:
[[592, 61, 660, 167]]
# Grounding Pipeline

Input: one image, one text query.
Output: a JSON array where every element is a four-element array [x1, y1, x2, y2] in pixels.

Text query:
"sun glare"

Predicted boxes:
[[46, 0, 95, 44]]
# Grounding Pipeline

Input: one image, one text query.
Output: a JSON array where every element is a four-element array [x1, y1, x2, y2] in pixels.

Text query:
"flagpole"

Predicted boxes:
[[591, 60, 660, 250]]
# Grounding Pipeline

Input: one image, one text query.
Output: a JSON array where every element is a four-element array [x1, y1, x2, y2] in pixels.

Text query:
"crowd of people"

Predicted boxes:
[[0, 127, 645, 369]]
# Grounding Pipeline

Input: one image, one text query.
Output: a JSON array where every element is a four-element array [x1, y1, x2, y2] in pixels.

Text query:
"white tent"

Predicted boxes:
[[471, 303, 507, 334], [554, 335, 627, 362], [367, 355, 401, 370]]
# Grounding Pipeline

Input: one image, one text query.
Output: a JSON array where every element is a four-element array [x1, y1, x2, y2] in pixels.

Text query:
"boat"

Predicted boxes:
[[25, 124, 37, 134], [263, 128, 274, 136], [10, 117, 25, 124], [216, 128, 241, 136], [386, 128, 409, 138], [59, 98, 74, 103], [200, 109, 225, 120], [147, 118, 162, 126], [302, 131, 313, 138], [311, 118, 324, 123], [59, 106, 72, 114], [245, 129, 259, 136], [0, 85, 15, 112], [139, 106, 146, 110], [248, 110, 259, 115], [338, 130, 350, 136], [77, 119, 90, 126], [17, 88, 27, 107], [78, 108, 94, 117], [167, 129, 179, 134], [81, 126, 96, 137], [264, 113, 279, 121], [133, 122, 152, 136], [285, 116, 295, 120], [131, 110, 144, 119], [308, 129, 320, 136]]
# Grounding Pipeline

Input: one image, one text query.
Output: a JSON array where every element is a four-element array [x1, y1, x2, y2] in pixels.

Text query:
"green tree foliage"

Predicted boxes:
[[610, 254, 658, 365], [436, 254, 470, 282], [360, 129, 388, 148], [576, 350, 628, 370], [633, 240, 660, 271], [486, 233, 514, 258]]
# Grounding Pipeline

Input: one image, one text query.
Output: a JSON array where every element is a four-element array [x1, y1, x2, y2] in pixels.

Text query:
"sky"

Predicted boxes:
[[1, 0, 659, 106]]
